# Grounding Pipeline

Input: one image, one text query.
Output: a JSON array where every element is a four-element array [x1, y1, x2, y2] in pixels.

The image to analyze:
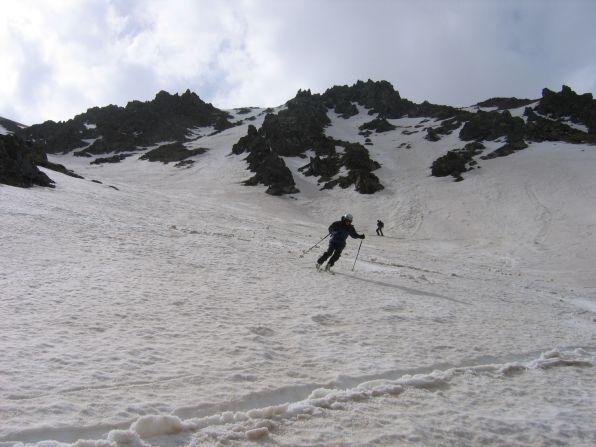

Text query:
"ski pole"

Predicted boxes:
[[352, 239, 363, 271], [299, 233, 330, 258]]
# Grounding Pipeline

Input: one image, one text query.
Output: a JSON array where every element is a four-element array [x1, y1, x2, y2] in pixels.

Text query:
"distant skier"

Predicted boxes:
[[376, 219, 384, 236], [316, 213, 365, 272]]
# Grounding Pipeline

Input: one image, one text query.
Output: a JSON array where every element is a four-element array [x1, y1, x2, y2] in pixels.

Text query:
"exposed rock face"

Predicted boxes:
[[0, 117, 27, 134], [17, 90, 234, 154], [232, 125, 299, 195], [232, 82, 596, 191], [524, 108, 596, 144], [139, 142, 207, 163], [476, 97, 536, 110], [333, 101, 359, 118], [535, 85, 596, 134], [323, 80, 409, 118], [6, 81, 594, 191], [320, 142, 383, 194], [459, 110, 526, 143], [431, 142, 485, 181], [324, 80, 460, 121], [0, 134, 54, 187], [232, 87, 385, 195], [431, 85, 596, 181], [425, 127, 441, 142], [481, 140, 528, 160], [359, 118, 396, 133], [259, 89, 333, 157], [91, 154, 134, 165]]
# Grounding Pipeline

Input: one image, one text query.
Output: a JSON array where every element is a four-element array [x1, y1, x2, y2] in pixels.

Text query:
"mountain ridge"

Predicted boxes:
[[1, 80, 595, 192]]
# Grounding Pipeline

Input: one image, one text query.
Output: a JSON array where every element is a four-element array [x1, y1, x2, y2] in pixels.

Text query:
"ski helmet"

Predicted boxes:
[[342, 213, 353, 222]]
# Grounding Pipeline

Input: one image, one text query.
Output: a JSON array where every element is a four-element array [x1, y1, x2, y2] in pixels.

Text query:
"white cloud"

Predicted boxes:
[[0, 0, 595, 124]]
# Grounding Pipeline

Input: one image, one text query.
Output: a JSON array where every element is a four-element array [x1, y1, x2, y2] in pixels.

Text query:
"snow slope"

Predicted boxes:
[[0, 107, 595, 446]]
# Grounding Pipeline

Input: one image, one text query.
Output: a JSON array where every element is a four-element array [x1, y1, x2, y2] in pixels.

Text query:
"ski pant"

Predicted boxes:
[[318, 243, 344, 267], [376, 228, 383, 236]]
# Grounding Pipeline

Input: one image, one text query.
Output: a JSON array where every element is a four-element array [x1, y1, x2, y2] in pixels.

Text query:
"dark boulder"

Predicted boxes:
[[425, 127, 441, 142], [359, 117, 396, 133], [139, 142, 207, 163], [431, 142, 485, 181]]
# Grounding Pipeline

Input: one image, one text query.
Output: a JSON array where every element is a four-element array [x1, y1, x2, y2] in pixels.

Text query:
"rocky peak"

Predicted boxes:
[[16, 89, 234, 155]]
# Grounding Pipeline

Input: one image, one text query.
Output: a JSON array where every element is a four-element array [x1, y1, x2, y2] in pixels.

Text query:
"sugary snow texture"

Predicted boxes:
[[0, 106, 595, 446]]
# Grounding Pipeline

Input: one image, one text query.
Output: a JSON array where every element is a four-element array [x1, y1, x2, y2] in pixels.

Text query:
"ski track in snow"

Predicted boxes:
[[1, 110, 596, 446]]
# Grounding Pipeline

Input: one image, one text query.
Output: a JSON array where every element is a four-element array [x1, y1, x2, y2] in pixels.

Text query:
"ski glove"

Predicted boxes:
[[360, 234, 365, 239]]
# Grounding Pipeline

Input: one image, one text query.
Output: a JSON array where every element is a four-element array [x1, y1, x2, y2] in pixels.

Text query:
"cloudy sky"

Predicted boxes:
[[1, 0, 595, 125]]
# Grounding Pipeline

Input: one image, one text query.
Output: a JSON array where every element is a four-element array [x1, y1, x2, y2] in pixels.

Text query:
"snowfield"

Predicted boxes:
[[1, 107, 595, 446]]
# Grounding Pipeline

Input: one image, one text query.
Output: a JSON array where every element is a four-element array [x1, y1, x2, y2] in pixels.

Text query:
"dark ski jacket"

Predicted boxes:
[[377, 220, 384, 228], [328, 220, 362, 248]]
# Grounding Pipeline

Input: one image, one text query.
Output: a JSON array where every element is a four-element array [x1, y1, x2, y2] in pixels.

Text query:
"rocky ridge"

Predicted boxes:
[[2, 81, 595, 190], [16, 89, 234, 156]]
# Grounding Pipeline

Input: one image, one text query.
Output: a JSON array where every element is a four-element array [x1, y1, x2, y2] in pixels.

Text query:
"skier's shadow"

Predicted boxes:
[[334, 272, 471, 305]]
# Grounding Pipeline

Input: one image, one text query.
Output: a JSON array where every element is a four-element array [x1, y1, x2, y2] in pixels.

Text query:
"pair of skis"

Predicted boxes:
[[316, 263, 335, 275]]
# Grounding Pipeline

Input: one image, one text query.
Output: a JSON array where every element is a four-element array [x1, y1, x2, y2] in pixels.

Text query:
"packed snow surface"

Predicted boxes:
[[1, 107, 595, 446]]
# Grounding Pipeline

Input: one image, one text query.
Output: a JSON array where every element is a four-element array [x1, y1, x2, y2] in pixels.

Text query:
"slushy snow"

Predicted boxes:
[[1, 106, 595, 446]]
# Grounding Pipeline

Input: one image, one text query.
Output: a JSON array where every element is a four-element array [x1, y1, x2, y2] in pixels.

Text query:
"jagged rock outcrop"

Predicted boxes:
[[481, 140, 528, 160], [476, 97, 536, 110], [17, 90, 234, 155], [459, 110, 526, 143], [260, 89, 333, 157], [535, 85, 596, 134], [323, 81, 461, 121], [359, 117, 396, 133], [299, 141, 383, 194], [524, 108, 596, 144], [323, 142, 383, 194], [91, 154, 134, 165], [299, 154, 340, 180], [323, 80, 412, 118], [0, 134, 54, 187], [232, 125, 299, 195], [139, 142, 207, 164], [232, 87, 384, 195], [7, 80, 594, 192], [431, 85, 596, 181], [0, 117, 27, 134], [431, 142, 485, 181]]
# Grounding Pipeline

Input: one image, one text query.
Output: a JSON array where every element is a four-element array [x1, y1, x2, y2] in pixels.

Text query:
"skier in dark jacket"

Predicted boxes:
[[316, 213, 365, 271], [376, 219, 384, 236]]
